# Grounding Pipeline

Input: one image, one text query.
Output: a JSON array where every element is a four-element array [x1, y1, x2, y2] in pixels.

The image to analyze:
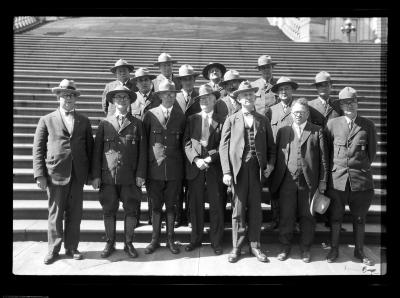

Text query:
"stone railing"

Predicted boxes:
[[14, 16, 44, 33], [267, 17, 311, 42]]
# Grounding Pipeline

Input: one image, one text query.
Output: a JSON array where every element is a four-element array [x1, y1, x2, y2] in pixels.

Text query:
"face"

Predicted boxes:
[[277, 84, 293, 104], [112, 92, 130, 113], [291, 102, 309, 125], [340, 98, 358, 119], [136, 76, 152, 93], [159, 91, 176, 108], [316, 81, 332, 99], [258, 64, 273, 80], [115, 66, 130, 82], [159, 62, 173, 77], [199, 94, 216, 113], [238, 91, 256, 110], [180, 76, 195, 91], [225, 80, 241, 94], [208, 67, 222, 81], [58, 91, 77, 111]]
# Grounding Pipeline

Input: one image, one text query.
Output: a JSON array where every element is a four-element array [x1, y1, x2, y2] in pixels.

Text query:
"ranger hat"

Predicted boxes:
[[110, 59, 134, 74], [154, 79, 180, 94], [219, 70, 245, 87], [192, 84, 221, 102], [271, 76, 299, 93], [310, 190, 331, 216], [255, 55, 278, 69], [134, 67, 157, 80], [338, 87, 357, 101], [177, 64, 200, 79], [106, 85, 137, 104], [232, 80, 259, 97], [311, 71, 334, 86], [51, 79, 81, 97], [202, 62, 227, 80], [154, 52, 178, 66]]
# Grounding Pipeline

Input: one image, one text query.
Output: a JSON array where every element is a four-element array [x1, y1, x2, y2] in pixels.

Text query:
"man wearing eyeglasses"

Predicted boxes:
[[33, 79, 94, 265]]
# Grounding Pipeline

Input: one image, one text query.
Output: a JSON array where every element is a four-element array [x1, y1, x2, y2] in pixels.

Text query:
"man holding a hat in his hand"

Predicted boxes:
[[102, 59, 138, 116], [92, 86, 146, 259], [152, 52, 181, 92], [220, 81, 276, 263], [325, 87, 377, 266], [33, 79, 94, 264], [202, 62, 227, 99]]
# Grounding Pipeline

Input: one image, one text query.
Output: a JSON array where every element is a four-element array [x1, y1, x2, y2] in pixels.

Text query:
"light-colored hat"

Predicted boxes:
[[154, 79, 180, 94], [339, 87, 357, 101], [219, 70, 245, 87], [106, 85, 137, 103], [255, 55, 278, 68], [153, 52, 178, 66], [51, 79, 81, 96], [232, 80, 259, 97], [271, 76, 299, 93], [192, 84, 221, 102], [110, 59, 134, 74], [310, 190, 331, 215], [311, 71, 333, 86], [177, 64, 200, 79], [134, 67, 156, 80], [202, 62, 227, 80]]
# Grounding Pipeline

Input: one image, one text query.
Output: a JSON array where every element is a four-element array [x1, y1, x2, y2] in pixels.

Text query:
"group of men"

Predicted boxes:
[[32, 52, 377, 267]]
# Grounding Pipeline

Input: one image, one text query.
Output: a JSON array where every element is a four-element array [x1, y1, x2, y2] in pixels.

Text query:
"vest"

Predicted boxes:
[[287, 129, 303, 178], [243, 122, 256, 162]]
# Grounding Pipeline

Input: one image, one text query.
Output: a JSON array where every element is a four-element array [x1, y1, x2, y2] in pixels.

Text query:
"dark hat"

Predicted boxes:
[[202, 62, 227, 80], [154, 79, 180, 94], [134, 67, 156, 80], [310, 190, 331, 216], [271, 76, 299, 93], [106, 85, 137, 103], [255, 55, 278, 69], [311, 71, 334, 86], [110, 59, 134, 74], [192, 84, 221, 102], [219, 70, 245, 87], [232, 80, 259, 97], [176, 64, 200, 79], [153, 52, 178, 66], [51, 79, 81, 96]]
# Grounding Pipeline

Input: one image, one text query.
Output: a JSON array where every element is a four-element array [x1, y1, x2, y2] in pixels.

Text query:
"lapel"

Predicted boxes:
[[280, 102, 292, 122], [176, 93, 186, 113], [55, 109, 69, 135], [70, 111, 80, 137], [119, 114, 132, 133], [209, 113, 221, 137], [253, 112, 260, 137], [186, 90, 198, 110], [109, 114, 121, 133], [284, 126, 292, 163], [300, 121, 312, 147], [348, 116, 362, 140], [234, 111, 245, 144], [324, 98, 334, 116], [151, 105, 167, 128]]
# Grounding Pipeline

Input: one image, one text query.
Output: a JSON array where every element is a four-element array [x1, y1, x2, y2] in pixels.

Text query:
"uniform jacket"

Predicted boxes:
[[266, 100, 294, 140], [325, 116, 377, 191], [204, 81, 227, 99], [130, 91, 161, 120], [308, 97, 342, 127], [252, 77, 278, 118], [219, 110, 276, 184], [175, 89, 201, 117], [152, 74, 181, 92], [184, 112, 224, 180], [269, 121, 329, 197], [91, 113, 147, 185], [101, 79, 138, 116], [143, 104, 186, 181], [214, 95, 241, 122], [32, 109, 93, 185]]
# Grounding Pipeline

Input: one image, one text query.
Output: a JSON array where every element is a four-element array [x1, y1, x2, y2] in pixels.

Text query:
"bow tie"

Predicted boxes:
[[243, 111, 255, 116], [65, 110, 74, 116]]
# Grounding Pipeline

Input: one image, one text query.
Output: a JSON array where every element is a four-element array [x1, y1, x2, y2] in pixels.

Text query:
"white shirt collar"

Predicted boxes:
[[241, 108, 255, 116], [293, 121, 307, 131], [318, 96, 329, 105], [160, 104, 173, 114], [181, 89, 193, 97], [344, 115, 356, 124], [60, 107, 74, 115], [139, 90, 151, 98], [202, 110, 213, 118], [114, 111, 128, 118]]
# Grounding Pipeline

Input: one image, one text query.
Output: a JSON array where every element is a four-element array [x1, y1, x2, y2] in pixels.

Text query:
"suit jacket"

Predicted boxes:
[[33, 109, 93, 185], [143, 104, 186, 181], [204, 81, 227, 99], [152, 74, 181, 92], [308, 97, 342, 127], [266, 101, 294, 140], [219, 110, 276, 184], [176, 89, 201, 117], [91, 113, 147, 185], [184, 112, 224, 180], [131, 91, 161, 120], [325, 116, 377, 191], [101, 79, 138, 116], [252, 77, 278, 118], [214, 95, 241, 122], [270, 121, 329, 197]]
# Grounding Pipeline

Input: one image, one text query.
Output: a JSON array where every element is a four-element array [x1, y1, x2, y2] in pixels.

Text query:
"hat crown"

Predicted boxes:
[[237, 80, 255, 92], [178, 64, 195, 76], [198, 84, 215, 97], [135, 67, 151, 77], [276, 76, 293, 85], [114, 59, 129, 67], [158, 79, 177, 92], [158, 52, 174, 63], [258, 55, 273, 66], [223, 69, 241, 81], [111, 85, 131, 94], [315, 71, 331, 83], [339, 87, 357, 100], [58, 79, 77, 90]]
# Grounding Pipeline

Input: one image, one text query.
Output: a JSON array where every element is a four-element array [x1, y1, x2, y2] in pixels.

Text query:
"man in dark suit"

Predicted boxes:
[[220, 81, 276, 263], [152, 52, 181, 92], [91, 86, 147, 259], [325, 87, 377, 266], [270, 98, 329, 263], [184, 84, 225, 255], [202, 62, 227, 99], [102, 59, 138, 116], [252, 55, 279, 117], [143, 79, 186, 255], [33, 79, 93, 264]]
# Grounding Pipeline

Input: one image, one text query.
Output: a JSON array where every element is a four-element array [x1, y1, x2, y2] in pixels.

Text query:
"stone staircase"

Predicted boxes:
[[13, 34, 387, 245]]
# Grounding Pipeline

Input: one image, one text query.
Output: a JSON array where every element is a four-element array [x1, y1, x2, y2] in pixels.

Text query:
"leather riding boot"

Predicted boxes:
[[101, 216, 116, 258], [166, 212, 180, 254], [144, 212, 161, 254], [124, 216, 137, 244], [353, 219, 373, 265], [326, 222, 341, 262]]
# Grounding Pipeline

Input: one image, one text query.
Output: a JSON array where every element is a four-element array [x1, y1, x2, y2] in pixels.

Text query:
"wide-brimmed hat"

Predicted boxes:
[[202, 62, 227, 80], [134, 67, 156, 80], [192, 84, 221, 102], [153, 53, 178, 66], [154, 79, 180, 94], [219, 70, 245, 87], [255, 55, 278, 69], [110, 59, 134, 74], [338, 87, 357, 101], [310, 190, 331, 215], [177, 64, 200, 79], [51, 79, 81, 97], [232, 80, 259, 97], [311, 71, 334, 86], [106, 85, 137, 103], [271, 76, 299, 93]]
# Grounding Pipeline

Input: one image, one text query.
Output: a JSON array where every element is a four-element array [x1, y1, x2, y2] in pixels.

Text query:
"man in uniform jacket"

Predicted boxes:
[[102, 59, 138, 116], [270, 98, 329, 263], [184, 84, 225, 255], [220, 81, 276, 263], [152, 52, 181, 92], [33, 79, 93, 265], [325, 87, 377, 266], [143, 79, 186, 255], [202, 62, 227, 99], [92, 86, 147, 259], [252, 55, 279, 117]]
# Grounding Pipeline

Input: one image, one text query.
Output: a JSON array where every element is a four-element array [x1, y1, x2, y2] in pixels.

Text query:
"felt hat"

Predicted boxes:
[[110, 59, 134, 74], [311, 71, 334, 86], [310, 190, 331, 215], [177, 64, 200, 79], [106, 85, 137, 103], [192, 84, 221, 102], [338, 86, 357, 101], [154, 79, 180, 94], [219, 70, 245, 87], [134, 67, 157, 80], [202, 62, 227, 80], [232, 80, 259, 97], [255, 55, 278, 68], [153, 52, 178, 66], [51, 79, 81, 96], [271, 76, 299, 93]]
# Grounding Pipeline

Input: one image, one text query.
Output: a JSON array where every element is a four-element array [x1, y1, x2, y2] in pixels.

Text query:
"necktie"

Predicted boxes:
[[165, 109, 170, 122], [118, 115, 124, 127], [349, 120, 353, 131], [201, 115, 210, 147], [186, 94, 191, 106], [243, 110, 255, 116], [283, 105, 287, 114], [65, 110, 74, 116]]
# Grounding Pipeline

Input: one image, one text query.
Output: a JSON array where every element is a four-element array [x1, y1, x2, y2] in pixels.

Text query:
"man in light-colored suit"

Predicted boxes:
[[220, 81, 276, 263], [202, 62, 227, 99], [270, 98, 328, 263], [325, 87, 377, 266], [152, 52, 181, 92], [33, 79, 93, 264]]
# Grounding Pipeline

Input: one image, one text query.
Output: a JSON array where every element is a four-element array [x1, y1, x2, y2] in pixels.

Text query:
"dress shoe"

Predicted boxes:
[[144, 240, 160, 254], [101, 242, 116, 258], [124, 243, 138, 258], [213, 246, 223, 255], [277, 248, 290, 261], [65, 249, 83, 260], [185, 242, 202, 252], [354, 250, 374, 266], [166, 240, 180, 254], [263, 221, 278, 231], [301, 251, 311, 263], [250, 247, 270, 263], [326, 247, 339, 263], [228, 248, 241, 263], [43, 252, 59, 265]]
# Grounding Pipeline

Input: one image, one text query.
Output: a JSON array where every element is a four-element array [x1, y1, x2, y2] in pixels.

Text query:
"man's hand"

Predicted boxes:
[[92, 178, 101, 189], [136, 177, 145, 188], [36, 176, 47, 190], [194, 158, 209, 170], [318, 181, 327, 193], [223, 174, 232, 186], [263, 164, 274, 179], [203, 156, 212, 164]]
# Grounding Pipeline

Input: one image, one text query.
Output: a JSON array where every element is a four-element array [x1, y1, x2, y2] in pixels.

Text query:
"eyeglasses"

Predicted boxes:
[[292, 111, 307, 116], [113, 96, 130, 100], [341, 100, 357, 105], [60, 93, 76, 98]]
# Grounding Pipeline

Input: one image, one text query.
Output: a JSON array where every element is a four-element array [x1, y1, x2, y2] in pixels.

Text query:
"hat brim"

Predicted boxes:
[[176, 73, 201, 79], [310, 80, 334, 86], [219, 78, 246, 87], [106, 89, 137, 103], [110, 65, 135, 74], [202, 63, 227, 80], [232, 87, 259, 98], [271, 81, 299, 93], [135, 74, 157, 80], [52, 87, 81, 97], [255, 62, 278, 69], [192, 91, 221, 102], [154, 60, 178, 66]]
